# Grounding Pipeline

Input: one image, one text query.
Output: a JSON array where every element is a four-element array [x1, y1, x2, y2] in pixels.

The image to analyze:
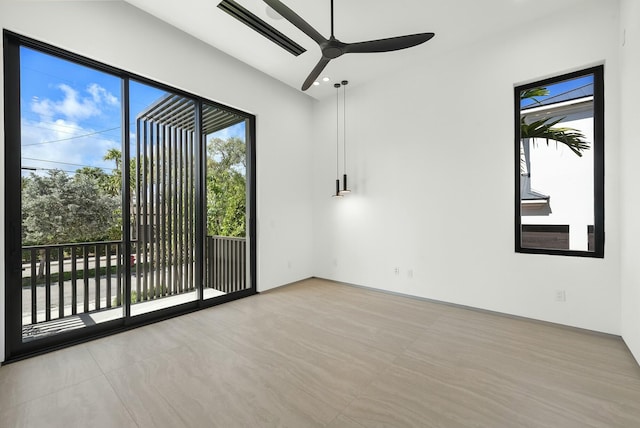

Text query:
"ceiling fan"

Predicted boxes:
[[263, 0, 435, 91]]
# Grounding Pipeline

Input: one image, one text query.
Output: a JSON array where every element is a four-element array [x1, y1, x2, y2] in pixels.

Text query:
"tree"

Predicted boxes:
[[520, 87, 590, 156], [75, 166, 111, 194], [520, 87, 591, 179], [103, 148, 122, 169], [103, 148, 132, 196], [520, 115, 590, 156], [101, 148, 138, 240], [206, 137, 246, 237], [208, 136, 246, 171], [22, 169, 119, 277]]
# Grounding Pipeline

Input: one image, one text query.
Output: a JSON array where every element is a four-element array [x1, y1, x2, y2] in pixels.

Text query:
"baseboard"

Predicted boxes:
[[310, 276, 622, 341]]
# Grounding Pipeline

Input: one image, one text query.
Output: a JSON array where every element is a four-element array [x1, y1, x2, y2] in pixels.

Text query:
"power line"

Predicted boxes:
[[22, 166, 82, 175], [23, 119, 136, 138], [22, 157, 117, 172], [21, 65, 99, 92], [25, 119, 84, 133], [21, 118, 140, 144], [22, 126, 121, 146], [24, 119, 121, 135]]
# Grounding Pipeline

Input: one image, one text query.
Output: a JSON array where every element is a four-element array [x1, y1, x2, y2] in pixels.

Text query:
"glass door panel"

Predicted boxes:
[[129, 81, 198, 315], [19, 47, 125, 341], [203, 104, 249, 299]]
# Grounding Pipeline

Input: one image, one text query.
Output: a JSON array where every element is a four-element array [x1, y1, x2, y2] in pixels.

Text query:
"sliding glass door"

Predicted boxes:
[[18, 46, 126, 339], [129, 82, 200, 316], [203, 103, 251, 299], [3, 31, 256, 360]]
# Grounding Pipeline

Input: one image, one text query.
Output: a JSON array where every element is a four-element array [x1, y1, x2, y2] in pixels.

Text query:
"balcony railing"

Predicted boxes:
[[21, 236, 246, 334], [205, 235, 247, 293], [22, 240, 124, 325]]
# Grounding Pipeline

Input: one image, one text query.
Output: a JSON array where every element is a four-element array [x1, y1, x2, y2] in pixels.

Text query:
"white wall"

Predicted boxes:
[[620, 0, 640, 363], [312, 0, 622, 334], [0, 0, 316, 362]]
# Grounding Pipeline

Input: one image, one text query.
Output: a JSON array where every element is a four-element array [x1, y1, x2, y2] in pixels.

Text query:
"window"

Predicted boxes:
[[3, 30, 257, 360], [515, 66, 604, 257]]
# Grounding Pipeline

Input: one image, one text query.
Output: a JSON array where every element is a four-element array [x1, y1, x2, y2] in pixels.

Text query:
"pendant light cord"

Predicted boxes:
[[343, 82, 347, 174], [335, 83, 340, 180]]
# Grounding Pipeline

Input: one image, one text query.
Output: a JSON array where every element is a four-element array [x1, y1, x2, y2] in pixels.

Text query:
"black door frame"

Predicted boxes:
[[3, 30, 257, 363]]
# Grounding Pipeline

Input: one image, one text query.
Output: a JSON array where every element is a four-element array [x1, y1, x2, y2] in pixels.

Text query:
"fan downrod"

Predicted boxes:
[[262, 0, 434, 91]]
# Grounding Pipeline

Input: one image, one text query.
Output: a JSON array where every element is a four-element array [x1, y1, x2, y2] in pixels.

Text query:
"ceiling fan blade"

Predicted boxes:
[[263, 0, 327, 45], [302, 58, 331, 91], [344, 32, 435, 54]]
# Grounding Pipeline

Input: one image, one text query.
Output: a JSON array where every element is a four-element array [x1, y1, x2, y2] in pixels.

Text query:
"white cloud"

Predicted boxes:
[[30, 83, 119, 122], [21, 118, 120, 175], [87, 83, 119, 106], [30, 96, 53, 118]]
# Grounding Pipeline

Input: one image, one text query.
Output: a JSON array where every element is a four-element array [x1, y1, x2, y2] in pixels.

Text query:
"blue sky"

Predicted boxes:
[[520, 75, 594, 108], [20, 47, 244, 176], [21, 47, 123, 174]]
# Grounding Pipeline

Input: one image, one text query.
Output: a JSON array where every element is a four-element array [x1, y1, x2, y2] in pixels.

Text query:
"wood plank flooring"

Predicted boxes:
[[1, 278, 640, 427]]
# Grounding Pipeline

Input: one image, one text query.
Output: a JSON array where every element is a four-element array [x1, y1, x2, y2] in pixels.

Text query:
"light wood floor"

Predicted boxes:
[[1, 278, 640, 427]]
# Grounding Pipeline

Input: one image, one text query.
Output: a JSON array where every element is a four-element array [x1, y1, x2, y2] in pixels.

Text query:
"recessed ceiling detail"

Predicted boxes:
[[217, 0, 306, 56], [123, 0, 588, 99]]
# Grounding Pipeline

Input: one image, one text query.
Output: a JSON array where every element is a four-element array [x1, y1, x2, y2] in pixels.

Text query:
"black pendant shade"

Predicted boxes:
[[332, 178, 343, 198], [341, 173, 350, 195]]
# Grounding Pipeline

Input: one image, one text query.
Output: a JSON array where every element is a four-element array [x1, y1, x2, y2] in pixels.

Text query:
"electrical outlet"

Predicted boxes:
[[394, 267, 400, 275], [555, 290, 566, 302]]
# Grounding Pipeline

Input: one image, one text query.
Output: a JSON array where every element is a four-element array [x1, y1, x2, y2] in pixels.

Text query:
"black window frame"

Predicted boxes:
[[3, 30, 258, 362], [514, 65, 604, 258]]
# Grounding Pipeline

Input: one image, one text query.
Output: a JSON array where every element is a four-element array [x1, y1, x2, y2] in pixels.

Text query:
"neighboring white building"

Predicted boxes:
[[521, 86, 594, 251]]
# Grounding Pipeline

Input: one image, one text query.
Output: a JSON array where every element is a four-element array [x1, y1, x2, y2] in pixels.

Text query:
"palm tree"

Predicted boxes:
[[519, 86, 592, 205], [103, 148, 123, 196], [103, 148, 138, 196], [520, 87, 590, 157], [104, 148, 122, 168]]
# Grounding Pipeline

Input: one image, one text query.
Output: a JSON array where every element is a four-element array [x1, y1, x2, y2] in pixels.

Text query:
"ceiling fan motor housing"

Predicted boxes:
[[263, 0, 434, 90], [322, 38, 346, 59]]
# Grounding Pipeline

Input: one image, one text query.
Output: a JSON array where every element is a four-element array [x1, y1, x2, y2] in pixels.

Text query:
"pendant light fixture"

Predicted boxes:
[[332, 82, 343, 198], [339, 80, 351, 195]]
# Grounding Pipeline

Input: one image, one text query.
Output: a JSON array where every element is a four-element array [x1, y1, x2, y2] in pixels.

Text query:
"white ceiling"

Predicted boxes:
[[122, 0, 584, 99]]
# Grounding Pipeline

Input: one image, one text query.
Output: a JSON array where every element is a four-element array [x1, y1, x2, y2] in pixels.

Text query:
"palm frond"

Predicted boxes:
[[520, 115, 590, 156], [520, 87, 549, 105]]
